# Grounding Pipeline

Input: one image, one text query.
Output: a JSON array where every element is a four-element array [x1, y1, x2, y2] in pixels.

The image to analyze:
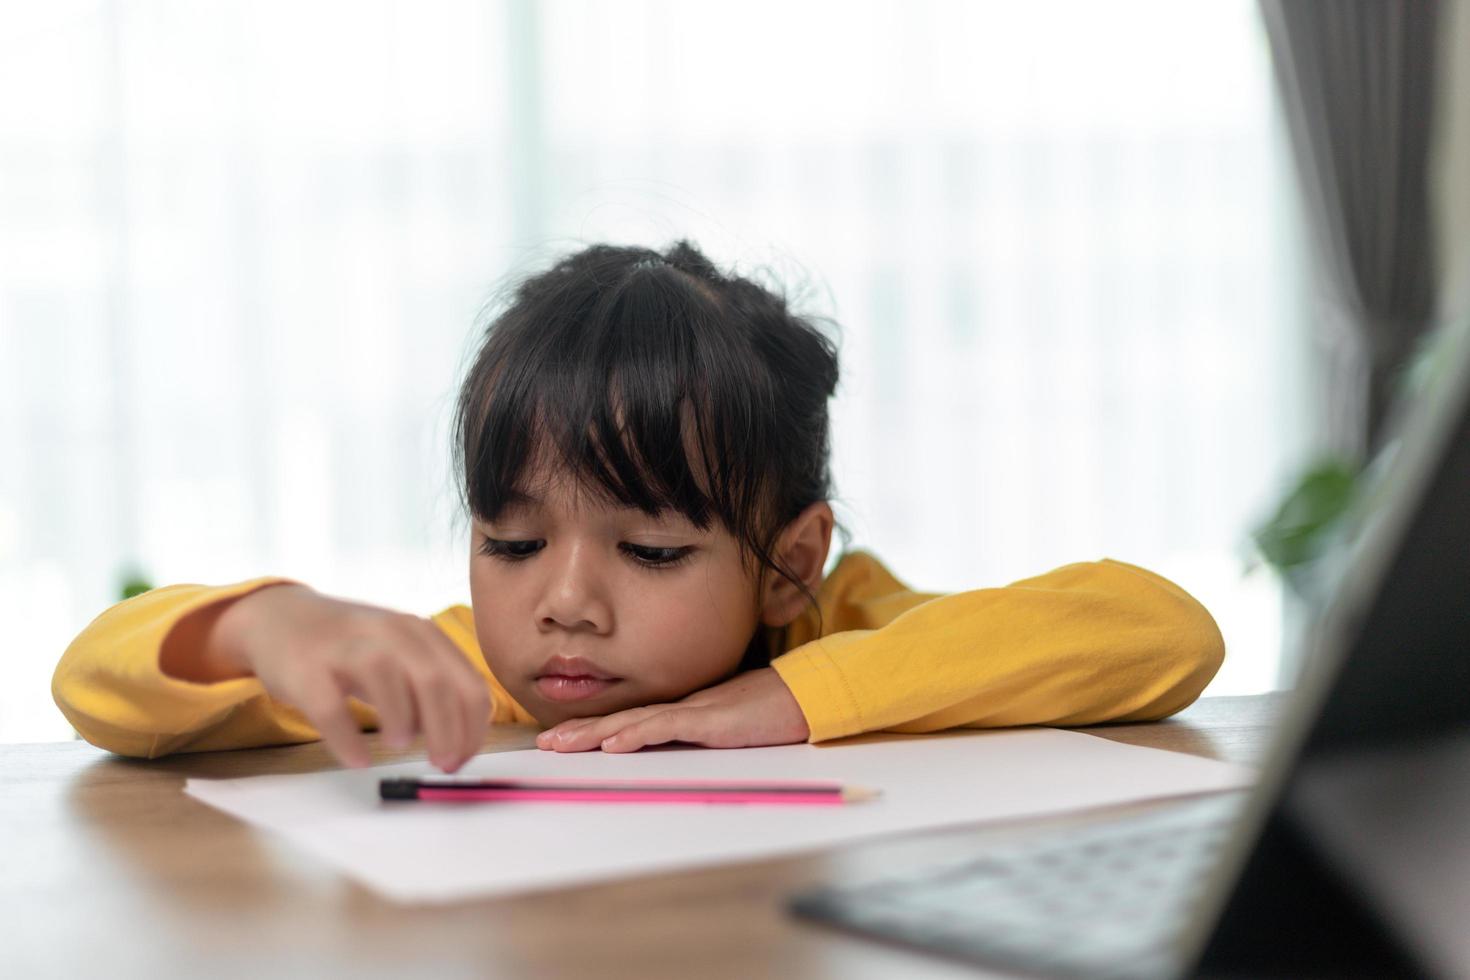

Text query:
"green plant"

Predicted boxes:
[[1249, 457, 1360, 598], [119, 568, 154, 600], [1248, 321, 1459, 599]]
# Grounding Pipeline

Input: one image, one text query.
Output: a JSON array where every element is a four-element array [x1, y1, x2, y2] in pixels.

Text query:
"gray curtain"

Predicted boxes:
[[1259, 0, 1442, 461]]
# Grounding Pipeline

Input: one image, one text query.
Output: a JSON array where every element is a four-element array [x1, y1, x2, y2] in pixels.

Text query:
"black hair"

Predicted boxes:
[[452, 240, 841, 667]]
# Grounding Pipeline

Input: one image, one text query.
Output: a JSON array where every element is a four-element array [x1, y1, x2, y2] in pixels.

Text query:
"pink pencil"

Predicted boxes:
[[379, 776, 880, 806]]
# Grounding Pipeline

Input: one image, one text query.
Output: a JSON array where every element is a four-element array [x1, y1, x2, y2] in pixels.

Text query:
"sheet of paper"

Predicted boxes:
[[184, 728, 1255, 904]]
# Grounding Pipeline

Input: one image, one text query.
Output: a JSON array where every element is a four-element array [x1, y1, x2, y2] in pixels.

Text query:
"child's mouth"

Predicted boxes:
[[534, 675, 621, 702]]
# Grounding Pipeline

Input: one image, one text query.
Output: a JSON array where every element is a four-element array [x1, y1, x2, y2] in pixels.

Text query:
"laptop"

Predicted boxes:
[[789, 321, 1470, 979]]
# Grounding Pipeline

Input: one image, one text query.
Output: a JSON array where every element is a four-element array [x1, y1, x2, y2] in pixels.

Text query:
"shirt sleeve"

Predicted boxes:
[[51, 581, 534, 759], [769, 552, 1226, 743]]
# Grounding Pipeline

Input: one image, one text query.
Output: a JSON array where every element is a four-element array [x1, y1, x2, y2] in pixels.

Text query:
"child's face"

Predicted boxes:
[[467, 468, 763, 726]]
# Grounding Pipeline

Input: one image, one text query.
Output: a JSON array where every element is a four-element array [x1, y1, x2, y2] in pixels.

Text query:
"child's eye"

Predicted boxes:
[[479, 538, 544, 561], [619, 543, 695, 568]]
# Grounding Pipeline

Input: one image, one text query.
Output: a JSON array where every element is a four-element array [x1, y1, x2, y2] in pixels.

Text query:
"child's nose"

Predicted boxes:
[[533, 544, 613, 634]]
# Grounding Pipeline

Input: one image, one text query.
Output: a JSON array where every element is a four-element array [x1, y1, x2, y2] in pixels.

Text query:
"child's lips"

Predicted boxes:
[[536, 655, 618, 680], [533, 655, 622, 701], [534, 675, 621, 702]]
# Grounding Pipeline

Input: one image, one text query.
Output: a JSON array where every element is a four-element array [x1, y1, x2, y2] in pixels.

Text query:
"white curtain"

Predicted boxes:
[[0, 0, 1305, 741]]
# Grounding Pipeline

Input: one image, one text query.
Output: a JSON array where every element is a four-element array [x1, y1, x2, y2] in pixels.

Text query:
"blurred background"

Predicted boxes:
[[3, 0, 1467, 742]]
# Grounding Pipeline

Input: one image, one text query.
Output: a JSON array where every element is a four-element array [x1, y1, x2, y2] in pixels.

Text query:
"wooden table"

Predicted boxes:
[[7, 693, 1284, 979]]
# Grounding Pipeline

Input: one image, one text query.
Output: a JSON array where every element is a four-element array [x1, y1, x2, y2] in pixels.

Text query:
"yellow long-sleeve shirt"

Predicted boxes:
[[51, 551, 1225, 758]]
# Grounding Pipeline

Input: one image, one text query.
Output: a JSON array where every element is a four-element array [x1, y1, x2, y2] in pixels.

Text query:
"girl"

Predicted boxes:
[[52, 241, 1225, 774]]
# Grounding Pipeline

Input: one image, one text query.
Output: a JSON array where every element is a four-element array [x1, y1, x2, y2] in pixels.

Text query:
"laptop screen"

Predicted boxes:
[[1184, 319, 1470, 977]]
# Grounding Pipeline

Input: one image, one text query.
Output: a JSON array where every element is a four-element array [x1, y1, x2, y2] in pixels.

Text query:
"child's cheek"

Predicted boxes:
[[628, 588, 753, 699]]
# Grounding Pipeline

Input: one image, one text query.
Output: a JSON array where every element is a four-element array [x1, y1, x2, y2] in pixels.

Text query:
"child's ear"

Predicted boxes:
[[759, 501, 835, 628]]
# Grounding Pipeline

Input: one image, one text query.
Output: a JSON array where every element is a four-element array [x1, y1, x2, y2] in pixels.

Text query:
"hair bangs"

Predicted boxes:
[[459, 260, 773, 550]]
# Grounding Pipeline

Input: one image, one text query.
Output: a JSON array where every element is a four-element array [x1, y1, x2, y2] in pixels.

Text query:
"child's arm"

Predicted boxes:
[[52, 581, 501, 768], [537, 551, 1224, 751], [771, 552, 1225, 742]]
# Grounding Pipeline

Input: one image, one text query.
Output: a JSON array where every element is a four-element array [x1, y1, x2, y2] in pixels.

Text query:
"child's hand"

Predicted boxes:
[[534, 667, 810, 753], [166, 584, 490, 772]]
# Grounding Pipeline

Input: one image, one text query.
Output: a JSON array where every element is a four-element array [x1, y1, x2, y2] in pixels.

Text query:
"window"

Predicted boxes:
[[0, 0, 1302, 741]]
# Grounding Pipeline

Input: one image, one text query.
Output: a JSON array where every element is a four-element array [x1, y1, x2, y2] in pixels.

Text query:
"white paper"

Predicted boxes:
[[184, 728, 1255, 904]]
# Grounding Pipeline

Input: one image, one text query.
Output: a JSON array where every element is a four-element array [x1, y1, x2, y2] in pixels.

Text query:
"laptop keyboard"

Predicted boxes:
[[789, 794, 1245, 980]]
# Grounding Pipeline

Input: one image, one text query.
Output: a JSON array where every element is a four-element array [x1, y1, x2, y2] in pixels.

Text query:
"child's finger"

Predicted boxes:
[[405, 663, 466, 772], [540, 706, 661, 752], [414, 620, 490, 761], [534, 715, 599, 747], [349, 662, 417, 750], [294, 671, 371, 768], [375, 619, 465, 771], [599, 708, 701, 753], [414, 617, 488, 693]]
